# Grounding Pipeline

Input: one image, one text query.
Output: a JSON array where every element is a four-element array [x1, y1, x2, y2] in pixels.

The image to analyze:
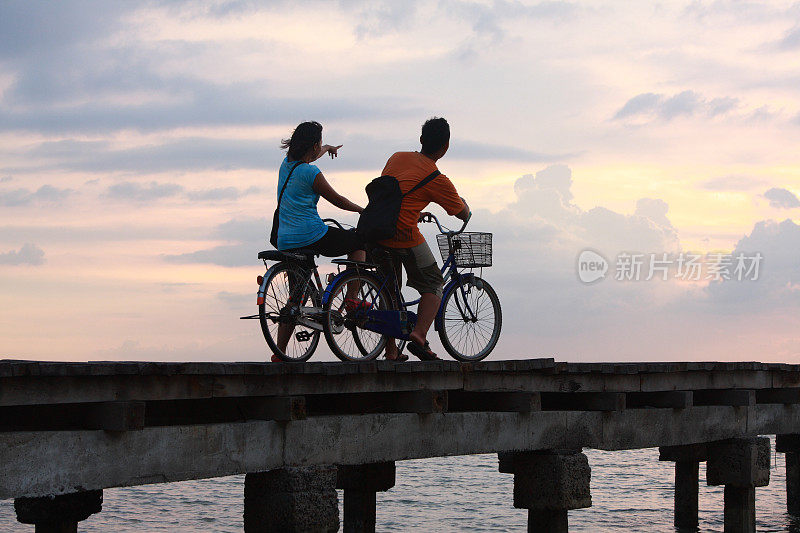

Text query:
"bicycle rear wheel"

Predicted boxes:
[[259, 262, 321, 362], [438, 276, 501, 362], [323, 270, 391, 362]]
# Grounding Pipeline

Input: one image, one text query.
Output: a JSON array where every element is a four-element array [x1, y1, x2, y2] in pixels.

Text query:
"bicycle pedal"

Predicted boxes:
[[295, 331, 313, 342]]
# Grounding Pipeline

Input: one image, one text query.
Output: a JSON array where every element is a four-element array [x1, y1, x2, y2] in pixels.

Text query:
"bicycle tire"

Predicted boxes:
[[259, 262, 321, 362], [437, 276, 501, 362], [322, 269, 391, 362]]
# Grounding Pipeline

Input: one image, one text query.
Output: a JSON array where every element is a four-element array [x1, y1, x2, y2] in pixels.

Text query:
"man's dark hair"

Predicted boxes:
[[420, 117, 450, 155], [281, 121, 323, 161]]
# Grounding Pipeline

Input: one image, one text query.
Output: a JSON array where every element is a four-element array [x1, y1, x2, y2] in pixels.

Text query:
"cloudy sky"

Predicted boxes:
[[1, 0, 799, 362]]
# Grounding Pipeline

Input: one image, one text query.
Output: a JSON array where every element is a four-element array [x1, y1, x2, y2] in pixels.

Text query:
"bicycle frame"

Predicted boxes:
[[256, 260, 326, 331], [319, 216, 480, 339], [402, 254, 480, 332]]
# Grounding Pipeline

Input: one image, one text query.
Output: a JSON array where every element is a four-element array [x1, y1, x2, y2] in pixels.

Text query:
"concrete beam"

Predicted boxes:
[[3, 406, 800, 500]]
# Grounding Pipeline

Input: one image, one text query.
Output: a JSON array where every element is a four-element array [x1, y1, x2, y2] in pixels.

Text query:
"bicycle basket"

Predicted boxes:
[[436, 232, 492, 268]]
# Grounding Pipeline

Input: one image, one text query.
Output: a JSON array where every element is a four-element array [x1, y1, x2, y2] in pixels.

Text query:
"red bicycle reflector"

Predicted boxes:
[[257, 296, 264, 305], [256, 275, 263, 285]]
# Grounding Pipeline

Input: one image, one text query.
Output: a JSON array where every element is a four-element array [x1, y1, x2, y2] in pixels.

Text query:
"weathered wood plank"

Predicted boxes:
[[693, 389, 756, 407], [541, 392, 626, 412], [0, 401, 145, 432], [627, 391, 692, 409], [304, 390, 448, 415], [756, 388, 800, 405], [448, 391, 541, 412]]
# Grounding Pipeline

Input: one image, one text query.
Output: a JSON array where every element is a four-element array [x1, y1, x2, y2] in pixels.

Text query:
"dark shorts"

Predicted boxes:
[[297, 227, 364, 257], [377, 242, 444, 298]]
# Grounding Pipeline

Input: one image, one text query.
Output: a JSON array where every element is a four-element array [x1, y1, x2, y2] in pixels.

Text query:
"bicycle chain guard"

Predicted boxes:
[[361, 309, 417, 340]]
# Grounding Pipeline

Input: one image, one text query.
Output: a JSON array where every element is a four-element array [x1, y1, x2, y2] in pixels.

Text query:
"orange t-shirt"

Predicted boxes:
[[378, 152, 465, 248]]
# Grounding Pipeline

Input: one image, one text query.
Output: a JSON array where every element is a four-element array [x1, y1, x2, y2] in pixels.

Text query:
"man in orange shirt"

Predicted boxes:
[[379, 117, 471, 360]]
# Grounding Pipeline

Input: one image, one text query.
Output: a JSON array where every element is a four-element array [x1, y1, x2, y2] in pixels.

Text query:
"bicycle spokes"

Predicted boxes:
[[259, 264, 321, 362], [439, 277, 501, 361], [323, 272, 388, 361]]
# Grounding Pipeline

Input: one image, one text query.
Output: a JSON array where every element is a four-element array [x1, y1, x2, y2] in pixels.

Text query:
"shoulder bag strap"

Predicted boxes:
[[402, 169, 440, 198], [277, 161, 303, 211]]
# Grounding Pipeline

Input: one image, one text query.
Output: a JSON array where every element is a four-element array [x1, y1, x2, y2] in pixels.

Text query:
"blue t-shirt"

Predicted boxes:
[[276, 157, 329, 250]]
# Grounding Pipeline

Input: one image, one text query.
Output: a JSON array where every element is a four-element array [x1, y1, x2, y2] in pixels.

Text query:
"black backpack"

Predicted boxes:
[[356, 170, 440, 242]]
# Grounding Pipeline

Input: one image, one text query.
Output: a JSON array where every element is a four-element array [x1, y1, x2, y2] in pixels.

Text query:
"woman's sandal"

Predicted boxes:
[[407, 340, 439, 361], [386, 352, 409, 362]]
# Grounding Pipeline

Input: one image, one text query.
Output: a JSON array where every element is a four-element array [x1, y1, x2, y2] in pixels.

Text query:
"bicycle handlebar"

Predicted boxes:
[[420, 211, 472, 235]]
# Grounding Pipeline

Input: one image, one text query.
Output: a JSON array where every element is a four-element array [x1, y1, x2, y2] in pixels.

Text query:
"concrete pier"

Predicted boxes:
[[336, 462, 395, 533], [14, 490, 102, 533], [500, 449, 591, 533], [243, 466, 339, 533], [707, 437, 770, 533], [4, 359, 800, 530], [776, 434, 800, 515], [659, 443, 708, 529]]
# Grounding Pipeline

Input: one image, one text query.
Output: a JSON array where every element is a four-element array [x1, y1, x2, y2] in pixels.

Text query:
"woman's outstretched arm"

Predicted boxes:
[[310, 144, 342, 162], [312, 172, 363, 213]]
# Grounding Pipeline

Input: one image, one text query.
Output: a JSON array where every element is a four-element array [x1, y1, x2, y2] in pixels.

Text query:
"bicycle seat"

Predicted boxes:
[[331, 258, 378, 269], [258, 249, 317, 263]]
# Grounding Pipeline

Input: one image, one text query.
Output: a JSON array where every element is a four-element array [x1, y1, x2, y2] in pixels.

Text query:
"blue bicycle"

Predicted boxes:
[[320, 213, 502, 362], [248, 215, 501, 362]]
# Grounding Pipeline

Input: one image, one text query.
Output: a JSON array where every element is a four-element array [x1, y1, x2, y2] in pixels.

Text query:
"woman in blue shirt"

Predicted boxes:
[[276, 121, 365, 259], [274, 121, 367, 358]]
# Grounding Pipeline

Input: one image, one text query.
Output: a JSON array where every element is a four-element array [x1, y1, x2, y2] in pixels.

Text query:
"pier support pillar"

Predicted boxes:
[[499, 449, 591, 533], [14, 489, 102, 533], [244, 466, 338, 533], [707, 437, 770, 533], [336, 462, 395, 533], [776, 434, 800, 515], [659, 443, 708, 529]]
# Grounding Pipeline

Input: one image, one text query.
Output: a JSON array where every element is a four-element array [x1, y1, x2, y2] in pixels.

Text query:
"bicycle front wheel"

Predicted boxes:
[[323, 270, 390, 362], [259, 262, 321, 362], [438, 276, 502, 362]]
